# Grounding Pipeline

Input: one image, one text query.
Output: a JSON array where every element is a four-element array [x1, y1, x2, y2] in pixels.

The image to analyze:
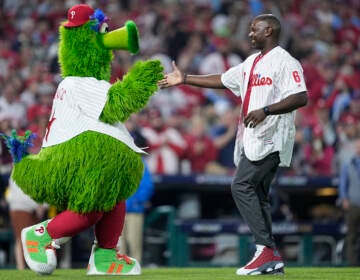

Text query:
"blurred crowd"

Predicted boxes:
[[0, 0, 360, 187]]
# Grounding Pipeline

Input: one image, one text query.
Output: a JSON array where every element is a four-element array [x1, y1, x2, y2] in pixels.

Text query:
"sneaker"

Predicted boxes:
[[21, 219, 58, 275], [87, 245, 141, 275], [236, 245, 284, 275]]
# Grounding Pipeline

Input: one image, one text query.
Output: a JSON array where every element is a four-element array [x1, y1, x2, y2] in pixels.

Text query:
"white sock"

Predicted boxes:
[[255, 244, 266, 252]]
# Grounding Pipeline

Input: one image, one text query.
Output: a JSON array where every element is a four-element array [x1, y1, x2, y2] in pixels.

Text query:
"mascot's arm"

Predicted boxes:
[[100, 59, 164, 124]]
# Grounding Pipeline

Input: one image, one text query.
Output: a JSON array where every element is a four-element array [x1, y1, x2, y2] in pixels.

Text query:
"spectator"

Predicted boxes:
[[207, 107, 238, 175], [314, 99, 336, 147], [28, 107, 51, 154], [118, 160, 154, 264], [0, 81, 27, 129], [6, 179, 47, 270], [331, 64, 359, 123], [303, 125, 335, 176], [115, 115, 155, 264], [229, 1, 253, 56], [183, 114, 218, 174], [0, 113, 13, 226], [26, 81, 54, 123], [141, 108, 187, 174], [19, 80, 39, 108], [335, 114, 359, 169], [1, 81, 56, 272], [177, 32, 206, 74], [178, 113, 218, 219], [199, 35, 242, 105], [338, 138, 360, 266]]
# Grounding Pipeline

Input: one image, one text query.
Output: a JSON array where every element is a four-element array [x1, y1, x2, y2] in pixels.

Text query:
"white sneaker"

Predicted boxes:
[[87, 244, 141, 275], [21, 220, 57, 275], [236, 245, 284, 275]]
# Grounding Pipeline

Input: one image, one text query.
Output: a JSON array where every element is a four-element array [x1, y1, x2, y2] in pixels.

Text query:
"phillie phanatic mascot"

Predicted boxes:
[[2, 4, 163, 275]]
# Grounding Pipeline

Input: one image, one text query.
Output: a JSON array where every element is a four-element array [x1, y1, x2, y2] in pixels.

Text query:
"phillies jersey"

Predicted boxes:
[[42, 77, 145, 154], [221, 46, 307, 167]]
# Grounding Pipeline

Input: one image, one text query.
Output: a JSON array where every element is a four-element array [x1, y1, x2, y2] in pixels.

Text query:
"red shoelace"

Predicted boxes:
[[44, 244, 57, 255], [116, 253, 132, 264]]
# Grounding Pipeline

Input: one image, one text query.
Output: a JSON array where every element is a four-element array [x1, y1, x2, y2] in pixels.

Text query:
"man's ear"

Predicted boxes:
[[265, 26, 273, 37]]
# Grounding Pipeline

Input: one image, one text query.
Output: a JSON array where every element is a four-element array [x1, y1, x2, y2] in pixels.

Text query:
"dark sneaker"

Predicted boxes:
[[87, 245, 141, 275], [21, 219, 57, 275], [236, 245, 284, 275]]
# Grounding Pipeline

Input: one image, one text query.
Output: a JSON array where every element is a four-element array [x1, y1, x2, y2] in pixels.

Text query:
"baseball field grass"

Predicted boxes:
[[0, 267, 359, 280]]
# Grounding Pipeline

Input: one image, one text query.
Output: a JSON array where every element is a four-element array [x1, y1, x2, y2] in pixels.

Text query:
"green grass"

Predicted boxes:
[[0, 267, 359, 280]]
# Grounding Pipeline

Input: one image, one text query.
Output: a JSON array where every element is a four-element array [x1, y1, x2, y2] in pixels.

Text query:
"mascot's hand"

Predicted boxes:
[[129, 59, 164, 85]]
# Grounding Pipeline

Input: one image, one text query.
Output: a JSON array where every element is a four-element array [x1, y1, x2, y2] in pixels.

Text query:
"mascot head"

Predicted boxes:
[[58, 4, 139, 80]]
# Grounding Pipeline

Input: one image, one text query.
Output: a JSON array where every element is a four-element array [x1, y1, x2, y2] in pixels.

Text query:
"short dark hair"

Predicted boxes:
[[254, 14, 281, 39]]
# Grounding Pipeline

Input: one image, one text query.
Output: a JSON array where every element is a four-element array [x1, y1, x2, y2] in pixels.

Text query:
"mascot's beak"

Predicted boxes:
[[102, 20, 139, 55]]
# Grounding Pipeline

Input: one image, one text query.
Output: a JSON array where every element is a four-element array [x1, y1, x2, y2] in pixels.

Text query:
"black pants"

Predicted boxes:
[[231, 151, 280, 248], [346, 205, 360, 266]]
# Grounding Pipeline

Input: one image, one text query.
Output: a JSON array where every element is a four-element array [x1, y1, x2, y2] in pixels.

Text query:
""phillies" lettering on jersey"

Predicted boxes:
[[250, 73, 273, 87]]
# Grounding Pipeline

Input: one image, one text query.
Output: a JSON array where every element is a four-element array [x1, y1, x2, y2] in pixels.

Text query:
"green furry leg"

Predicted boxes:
[[12, 131, 144, 213]]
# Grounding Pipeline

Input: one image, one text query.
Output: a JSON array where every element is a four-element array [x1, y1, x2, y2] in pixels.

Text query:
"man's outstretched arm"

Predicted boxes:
[[158, 61, 225, 89]]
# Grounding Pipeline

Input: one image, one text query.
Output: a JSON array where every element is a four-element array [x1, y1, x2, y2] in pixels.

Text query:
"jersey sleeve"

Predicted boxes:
[[278, 58, 307, 98], [221, 63, 243, 96]]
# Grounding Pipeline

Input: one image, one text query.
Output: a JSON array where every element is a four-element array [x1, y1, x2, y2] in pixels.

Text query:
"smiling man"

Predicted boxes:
[[159, 14, 308, 275]]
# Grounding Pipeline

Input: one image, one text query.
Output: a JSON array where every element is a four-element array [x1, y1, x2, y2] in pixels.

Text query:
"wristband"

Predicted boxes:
[[263, 106, 271, 116], [183, 73, 188, 84]]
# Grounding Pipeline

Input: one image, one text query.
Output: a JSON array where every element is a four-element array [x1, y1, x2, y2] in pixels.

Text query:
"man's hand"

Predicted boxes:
[[244, 108, 267, 128], [158, 61, 183, 89]]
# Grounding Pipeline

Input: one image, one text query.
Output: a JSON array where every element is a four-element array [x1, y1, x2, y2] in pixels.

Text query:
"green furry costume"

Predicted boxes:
[[10, 8, 163, 214]]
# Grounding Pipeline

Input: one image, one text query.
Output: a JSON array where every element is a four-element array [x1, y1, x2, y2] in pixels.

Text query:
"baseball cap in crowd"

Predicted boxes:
[[63, 4, 94, 28]]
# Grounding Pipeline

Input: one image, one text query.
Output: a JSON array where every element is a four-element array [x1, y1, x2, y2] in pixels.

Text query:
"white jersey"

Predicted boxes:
[[221, 46, 307, 167], [42, 77, 145, 154]]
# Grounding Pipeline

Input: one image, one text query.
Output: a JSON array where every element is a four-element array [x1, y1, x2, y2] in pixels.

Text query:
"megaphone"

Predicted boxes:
[[102, 20, 139, 55]]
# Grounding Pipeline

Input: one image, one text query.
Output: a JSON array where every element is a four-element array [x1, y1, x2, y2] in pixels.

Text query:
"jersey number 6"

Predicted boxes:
[[292, 71, 301, 83]]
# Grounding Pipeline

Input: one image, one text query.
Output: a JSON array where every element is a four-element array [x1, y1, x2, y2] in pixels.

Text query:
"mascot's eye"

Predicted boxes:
[[99, 23, 109, 34]]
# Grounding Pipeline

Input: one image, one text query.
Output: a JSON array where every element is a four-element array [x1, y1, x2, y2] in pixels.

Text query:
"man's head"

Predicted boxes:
[[248, 14, 281, 50]]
